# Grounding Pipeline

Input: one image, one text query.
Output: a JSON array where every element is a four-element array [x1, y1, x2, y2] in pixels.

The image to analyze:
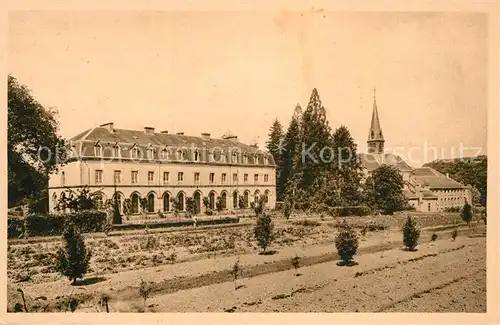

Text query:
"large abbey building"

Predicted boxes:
[[48, 123, 277, 218], [359, 91, 472, 212]]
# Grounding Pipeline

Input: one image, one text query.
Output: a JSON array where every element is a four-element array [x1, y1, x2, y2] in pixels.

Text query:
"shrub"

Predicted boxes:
[[331, 206, 371, 217], [138, 279, 151, 305], [56, 223, 92, 285], [291, 255, 300, 275], [334, 220, 359, 265], [8, 217, 25, 239], [254, 213, 275, 253], [291, 220, 320, 227], [14, 210, 107, 238], [460, 202, 473, 227], [451, 228, 458, 241], [431, 233, 438, 241], [403, 216, 420, 251], [231, 257, 242, 290]]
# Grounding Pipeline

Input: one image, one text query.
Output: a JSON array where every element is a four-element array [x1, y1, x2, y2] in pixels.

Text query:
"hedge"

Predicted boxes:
[[112, 217, 240, 231], [7, 210, 107, 239], [329, 206, 372, 217]]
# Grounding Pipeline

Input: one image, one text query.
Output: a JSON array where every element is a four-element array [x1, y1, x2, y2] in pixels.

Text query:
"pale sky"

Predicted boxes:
[[8, 11, 487, 167]]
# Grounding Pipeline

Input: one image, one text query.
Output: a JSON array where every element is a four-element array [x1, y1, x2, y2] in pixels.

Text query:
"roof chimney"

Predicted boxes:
[[160, 130, 169, 134], [100, 122, 114, 132], [176, 132, 184, 136], [144, 127, 155, 135], [201, 133, 211, 141], [222, 134, 238, 143]]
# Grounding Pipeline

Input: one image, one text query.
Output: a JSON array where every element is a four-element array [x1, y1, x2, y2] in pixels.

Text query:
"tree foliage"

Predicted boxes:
[[334, 220, 359, 264], [295, 88, 334, 192], [254, 213, 275, 253], [266, 119, 284, 197], [460, 201, 473, 226], [369, 164, 407, 214], [277, 105, 302, 201], [8, 75, 67, 209], [403, 216, 420, 251], [56, 223, 92, 284]]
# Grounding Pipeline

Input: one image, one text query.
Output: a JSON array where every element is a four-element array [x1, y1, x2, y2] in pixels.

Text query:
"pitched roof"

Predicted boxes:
[[358, 153, 413, 173], [68, 125, 275, 166], [411, 167, 466, 190]]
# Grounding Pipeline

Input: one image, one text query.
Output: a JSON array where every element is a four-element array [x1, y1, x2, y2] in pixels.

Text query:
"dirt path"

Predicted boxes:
[[88, 236, 485, 313]]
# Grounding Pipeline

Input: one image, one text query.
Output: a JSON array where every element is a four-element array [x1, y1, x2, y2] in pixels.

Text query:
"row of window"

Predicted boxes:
[[88, 170, 270, 185], [92, 143, 271, 165]]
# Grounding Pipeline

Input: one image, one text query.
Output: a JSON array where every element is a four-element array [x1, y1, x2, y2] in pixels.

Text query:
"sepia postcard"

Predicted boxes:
[[1, 1, 499, 325]]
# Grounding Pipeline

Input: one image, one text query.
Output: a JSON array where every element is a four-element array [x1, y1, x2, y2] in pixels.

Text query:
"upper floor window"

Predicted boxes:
[[254, 174, 259, 183], [94, 143, 102, 157], [221, 173, 227, 184], [178, 172, 184, 183], [114, 170, 121, 184], [232, 151, 239, 164], [148, 171, 154, 183], [233, 173, 238, 183], [161, 148, 169, 160], [163, 171, 169, 183], [113, 144, 120, 158], [244, 174, 248, 183], [264, 174, 269, 182], [95, 170, 103, 184], [132, 146, 141, 159], [131, 171, 138, 184], [147, 146, 154, 160], [61, 171, 65, 186], [209, 173, 215, 184], [194, 172, 200, 183]]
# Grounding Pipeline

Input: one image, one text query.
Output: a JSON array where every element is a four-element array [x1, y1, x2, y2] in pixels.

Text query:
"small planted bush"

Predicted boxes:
[[334, 220, 359, 266], [431, 233, 438, 241], [231, 257, 242, 290], [403, 216, 420, 251], [56, 223, 92, 285], [139, 279, 152, 306], [254, 213, 275, 254], [291, 255, 301, 276], [452, 228, 458, 241]]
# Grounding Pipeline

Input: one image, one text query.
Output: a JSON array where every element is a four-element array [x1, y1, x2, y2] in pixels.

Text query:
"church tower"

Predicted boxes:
[[367, 88, 385, 154]]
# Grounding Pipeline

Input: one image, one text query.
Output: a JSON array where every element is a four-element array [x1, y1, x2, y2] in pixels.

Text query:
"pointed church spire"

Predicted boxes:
[[367, 87, 385, 154]]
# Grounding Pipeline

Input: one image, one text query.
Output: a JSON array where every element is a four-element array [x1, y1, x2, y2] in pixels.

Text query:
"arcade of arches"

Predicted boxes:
[[105, 189, 272, 215]]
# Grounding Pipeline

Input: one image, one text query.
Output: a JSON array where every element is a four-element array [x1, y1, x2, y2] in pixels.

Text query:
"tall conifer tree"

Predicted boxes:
[[266, 119, 284, 197], [296, 88, 333, 192], [278, 105, 302, 201]]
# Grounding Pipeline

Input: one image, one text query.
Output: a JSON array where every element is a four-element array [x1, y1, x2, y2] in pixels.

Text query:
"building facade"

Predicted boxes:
[[48, 123, 277, 217], [358, 90, 471, 212]]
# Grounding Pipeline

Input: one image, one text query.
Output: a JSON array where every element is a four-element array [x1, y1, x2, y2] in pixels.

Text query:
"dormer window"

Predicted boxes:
[[176, 148, 182, 161], [232, 150, 239, 164], [220, 151, 227, 163], [208, 150, 214, 163], [193, 149, 200, 162], [94, 142, 102, 157], [147, 145, 154, 160], [113, 143, 120, 158], [263, 155, 269, 165], [131, 145, 141, 159], [254, 153, 259, 165], [161, 147, 169, 160], [243, 152, 248, 164]]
